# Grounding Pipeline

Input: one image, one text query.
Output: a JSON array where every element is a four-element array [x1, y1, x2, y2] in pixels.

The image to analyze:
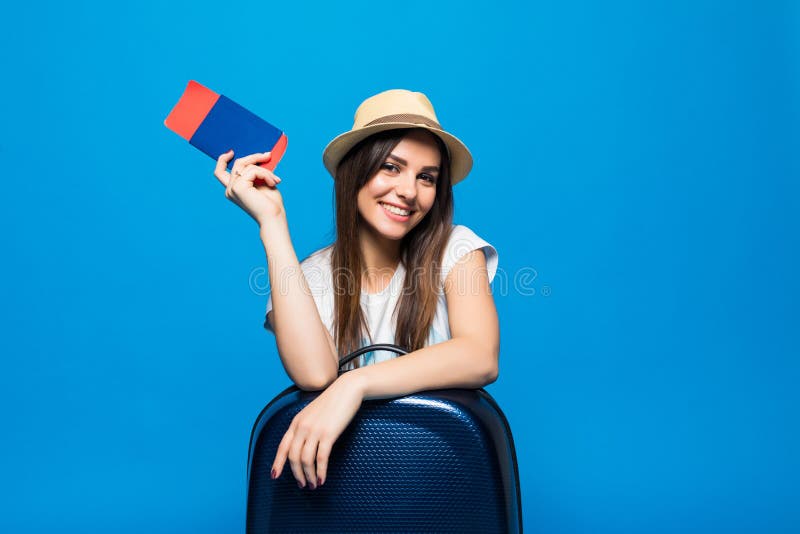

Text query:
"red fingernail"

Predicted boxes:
[[271, 468, 277, 479], [297, 481, 304, 489], [318, 477, 324, 487]]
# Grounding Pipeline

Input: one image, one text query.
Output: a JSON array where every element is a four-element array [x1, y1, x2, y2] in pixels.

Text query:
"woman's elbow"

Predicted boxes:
[[295, 372, 338, 392], [483, 363, 499, 386], [481, 343, 500, 385], [463, 335, 499, 387]]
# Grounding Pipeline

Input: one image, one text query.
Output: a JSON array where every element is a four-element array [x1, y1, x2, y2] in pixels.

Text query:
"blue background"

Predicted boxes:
[[1, 0, 797, 532]]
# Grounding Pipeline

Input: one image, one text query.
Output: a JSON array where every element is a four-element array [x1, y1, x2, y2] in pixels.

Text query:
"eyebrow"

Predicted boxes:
[[387, 154, 440, 173]]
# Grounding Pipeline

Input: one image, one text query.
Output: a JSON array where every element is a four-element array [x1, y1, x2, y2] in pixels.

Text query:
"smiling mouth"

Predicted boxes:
[[379, 202, 414, 216]]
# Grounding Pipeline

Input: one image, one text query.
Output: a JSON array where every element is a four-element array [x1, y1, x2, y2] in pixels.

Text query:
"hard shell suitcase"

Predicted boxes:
[[246, 344, 523, 533]]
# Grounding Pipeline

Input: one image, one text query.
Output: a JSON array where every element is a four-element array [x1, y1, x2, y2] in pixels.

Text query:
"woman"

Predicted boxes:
[[213, 89, 500, 491]]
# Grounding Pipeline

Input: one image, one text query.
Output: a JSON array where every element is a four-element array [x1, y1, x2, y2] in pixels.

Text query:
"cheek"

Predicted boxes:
[[420, 190, 437, 212], [360, 177, 387, 199], [356, 188, 382, 218], [368, 176, 392, 193], [356, 196, 371, 218]]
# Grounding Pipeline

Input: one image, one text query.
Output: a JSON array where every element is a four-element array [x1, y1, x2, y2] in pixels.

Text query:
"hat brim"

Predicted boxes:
[[322, 122, 473, 186]]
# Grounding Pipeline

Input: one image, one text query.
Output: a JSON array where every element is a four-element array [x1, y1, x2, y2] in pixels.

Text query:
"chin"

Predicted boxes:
[[374, 224, 409, 241]]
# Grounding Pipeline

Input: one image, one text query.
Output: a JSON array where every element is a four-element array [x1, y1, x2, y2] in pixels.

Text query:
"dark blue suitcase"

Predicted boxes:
[[246, 344, 523, 533]]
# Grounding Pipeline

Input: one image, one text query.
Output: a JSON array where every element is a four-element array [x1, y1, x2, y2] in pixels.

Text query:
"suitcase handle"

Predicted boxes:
[[338, 343, 409, 373]]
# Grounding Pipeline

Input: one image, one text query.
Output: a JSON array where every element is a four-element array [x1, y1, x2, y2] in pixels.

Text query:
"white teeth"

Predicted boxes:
[[380, 202, 411, 216]]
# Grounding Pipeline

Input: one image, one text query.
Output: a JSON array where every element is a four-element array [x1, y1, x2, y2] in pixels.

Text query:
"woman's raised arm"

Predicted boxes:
[[214, 150, 338, 391]]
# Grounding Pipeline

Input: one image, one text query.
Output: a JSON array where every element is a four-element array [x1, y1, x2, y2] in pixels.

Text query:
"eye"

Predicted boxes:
[[381, 163, 399, 173], [419, 173, 436, 184]]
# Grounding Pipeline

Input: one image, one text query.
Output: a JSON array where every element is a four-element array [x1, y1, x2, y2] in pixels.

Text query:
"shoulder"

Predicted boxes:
[[441, 224, 499, 285]]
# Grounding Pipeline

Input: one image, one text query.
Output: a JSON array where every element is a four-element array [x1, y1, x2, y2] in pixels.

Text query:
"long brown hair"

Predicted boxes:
[[331, 128, 454, 368]]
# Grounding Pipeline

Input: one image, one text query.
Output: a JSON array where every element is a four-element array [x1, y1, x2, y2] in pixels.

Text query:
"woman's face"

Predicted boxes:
[[357, 129, 441, 242]]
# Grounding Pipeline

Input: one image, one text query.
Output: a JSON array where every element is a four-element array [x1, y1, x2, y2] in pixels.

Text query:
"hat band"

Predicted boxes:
[[364, 114, 442, 130]]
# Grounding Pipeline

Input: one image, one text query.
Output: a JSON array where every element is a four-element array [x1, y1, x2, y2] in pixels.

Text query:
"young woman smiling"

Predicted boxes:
[[213, 89, 500, 491]]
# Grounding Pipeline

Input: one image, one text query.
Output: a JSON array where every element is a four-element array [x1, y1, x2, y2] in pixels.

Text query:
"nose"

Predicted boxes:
[[394, 170, 417, 203]]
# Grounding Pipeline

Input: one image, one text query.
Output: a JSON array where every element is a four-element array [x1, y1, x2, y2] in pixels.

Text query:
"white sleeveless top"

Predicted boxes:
[[264, 224, 498, 370]]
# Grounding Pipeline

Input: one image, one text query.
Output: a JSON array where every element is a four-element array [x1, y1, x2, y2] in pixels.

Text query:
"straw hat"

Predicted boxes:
[[322, 89, 473, 185]]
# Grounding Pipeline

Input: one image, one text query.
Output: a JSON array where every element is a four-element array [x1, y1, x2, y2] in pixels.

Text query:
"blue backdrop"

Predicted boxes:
[[1, 0, 797, 532]]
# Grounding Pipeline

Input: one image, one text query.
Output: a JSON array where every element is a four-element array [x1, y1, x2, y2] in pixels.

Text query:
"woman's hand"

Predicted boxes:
[[213, 150, 285, 225], [271, 373, 364, 490]]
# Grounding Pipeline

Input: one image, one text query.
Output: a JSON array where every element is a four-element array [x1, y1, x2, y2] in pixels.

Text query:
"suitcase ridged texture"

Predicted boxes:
[[246, 387, 522, 533]]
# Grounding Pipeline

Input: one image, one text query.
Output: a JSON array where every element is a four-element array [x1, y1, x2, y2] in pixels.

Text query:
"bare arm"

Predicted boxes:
[[261, 215, 339, 391], [212, 150, 338, 391], [345, 249, 500, 400]]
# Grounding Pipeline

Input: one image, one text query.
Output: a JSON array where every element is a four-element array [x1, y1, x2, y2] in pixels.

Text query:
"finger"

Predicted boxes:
[[229, 166, 279, 201], [214, 150, 234, 187], [239, 164, 281, 186], [288, 434, 307, 488], [236, 164, 282, 189], [272, 427, 294, 480], [254, 179, 277, 191], [227, 163, 261, 198], [315, 439, 333, 487], [300, 437, 319, 490], [232, 151, 273, 175]]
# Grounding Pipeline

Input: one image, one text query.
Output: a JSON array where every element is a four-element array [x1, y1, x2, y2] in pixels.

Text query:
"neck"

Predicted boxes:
[[359, 226, 402, 275]]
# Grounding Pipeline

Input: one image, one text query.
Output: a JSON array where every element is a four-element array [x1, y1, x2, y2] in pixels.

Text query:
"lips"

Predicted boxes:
[[379, 203, 413, 222], [379, 201, 414, 213]]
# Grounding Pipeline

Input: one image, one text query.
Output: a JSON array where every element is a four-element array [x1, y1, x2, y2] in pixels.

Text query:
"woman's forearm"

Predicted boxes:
[[260, 214, 338, 390], [346, 337, 499, 401]]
